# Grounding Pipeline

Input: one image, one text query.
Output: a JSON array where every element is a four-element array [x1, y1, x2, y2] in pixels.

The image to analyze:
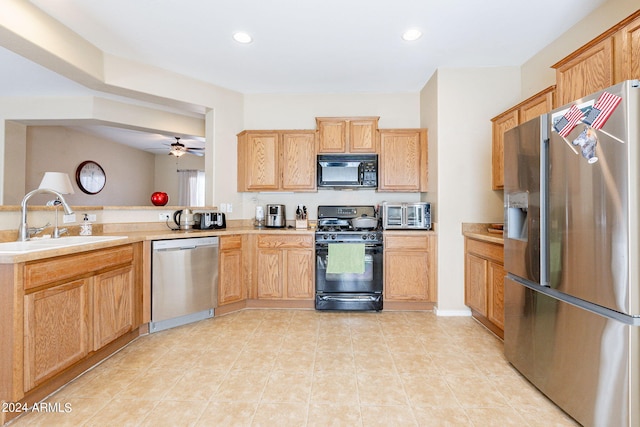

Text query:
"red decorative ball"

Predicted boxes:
[[151, 192, 168, 206]]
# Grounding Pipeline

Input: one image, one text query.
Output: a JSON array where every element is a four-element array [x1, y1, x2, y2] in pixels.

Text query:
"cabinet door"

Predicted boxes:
[[519, 89, 555, 123], [554, 37, 614, 106], [488, 261, 505, 331], [615, 14, 640, 82], [219, 246, 244, 305], [93, 266, 134, 350], [257, 249, 284, 299], [491, 110, 518, 190], [239, 132, 280, 191], [24, 279, 90, 390], [385, 251, 431, 301], [317, 119, 346, 153], [465, 253, 487, 316], [285, 249, 314, 299], [348, 118, 378, 153], [281, 131, 317, 191], [378, 129, 427, 192]]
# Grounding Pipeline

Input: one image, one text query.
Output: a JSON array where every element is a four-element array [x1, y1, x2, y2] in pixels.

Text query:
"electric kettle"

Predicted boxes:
[[173, 208, 195, 230]]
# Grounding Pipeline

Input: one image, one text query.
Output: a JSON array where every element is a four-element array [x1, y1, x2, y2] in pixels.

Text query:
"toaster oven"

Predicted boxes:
[[381, 202, 431, 230]]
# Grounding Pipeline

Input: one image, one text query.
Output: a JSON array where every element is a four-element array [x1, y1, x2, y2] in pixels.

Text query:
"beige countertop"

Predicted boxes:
[[0, 224, 315, 264], [462, 222, 504, 245], [0, 222, 441, 264]]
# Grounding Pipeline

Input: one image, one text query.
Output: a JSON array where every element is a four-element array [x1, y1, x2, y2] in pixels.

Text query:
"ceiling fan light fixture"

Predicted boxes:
[[170, 147, 187, 157], [402, 28, 422, 42], [233, 31, 253, 44]]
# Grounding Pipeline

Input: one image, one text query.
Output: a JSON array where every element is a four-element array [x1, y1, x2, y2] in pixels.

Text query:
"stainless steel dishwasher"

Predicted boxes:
[[150, 236, 218, 333]]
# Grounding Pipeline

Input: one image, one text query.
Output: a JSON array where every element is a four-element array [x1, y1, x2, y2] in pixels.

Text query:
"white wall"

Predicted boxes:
[[520, 0, 638, 98], [238, 93, 423, 221], [25, 126, 156, 206], [420, 67, 520, 314]]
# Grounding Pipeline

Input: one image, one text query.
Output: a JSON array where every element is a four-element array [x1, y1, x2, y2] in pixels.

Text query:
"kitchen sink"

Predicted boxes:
[[0, 235, 128, 254]]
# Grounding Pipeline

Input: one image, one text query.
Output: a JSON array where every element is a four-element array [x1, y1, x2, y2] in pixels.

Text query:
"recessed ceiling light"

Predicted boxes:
[[233, 32, 253, 44], [402, 28, 422, 42]]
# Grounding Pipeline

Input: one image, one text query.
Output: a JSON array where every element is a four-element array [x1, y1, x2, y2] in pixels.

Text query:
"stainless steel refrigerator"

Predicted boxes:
[[504, 80, 640, 427]]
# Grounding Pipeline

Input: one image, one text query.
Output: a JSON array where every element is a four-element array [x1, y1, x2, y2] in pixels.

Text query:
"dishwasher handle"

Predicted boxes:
[[152, 237, 219, 252]]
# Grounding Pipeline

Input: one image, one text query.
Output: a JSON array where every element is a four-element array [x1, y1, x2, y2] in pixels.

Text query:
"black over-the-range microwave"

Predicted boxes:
[[317, 154, 378, 189]]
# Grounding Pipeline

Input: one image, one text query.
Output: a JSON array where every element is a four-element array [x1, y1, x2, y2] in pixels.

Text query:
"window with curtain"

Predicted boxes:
[[177, 169, 205, 206]]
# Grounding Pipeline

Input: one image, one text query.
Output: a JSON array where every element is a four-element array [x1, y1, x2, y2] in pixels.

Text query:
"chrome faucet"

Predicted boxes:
[[18, 189, 74, 241]]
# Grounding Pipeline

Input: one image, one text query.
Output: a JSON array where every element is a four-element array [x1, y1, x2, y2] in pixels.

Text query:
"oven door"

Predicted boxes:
[[315, 243, 383, 293], [405, 203, 431, 229]]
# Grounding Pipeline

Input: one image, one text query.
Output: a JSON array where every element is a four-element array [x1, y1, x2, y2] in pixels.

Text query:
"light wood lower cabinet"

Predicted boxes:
[[384, 232, 437, 303], [256, 234, 314, 300], [24, 279, 91, 391], [218, 235, 246, 305], [21, 244, 139, 393], [464, 237, 504, 338], [93, 266, 134, 350]]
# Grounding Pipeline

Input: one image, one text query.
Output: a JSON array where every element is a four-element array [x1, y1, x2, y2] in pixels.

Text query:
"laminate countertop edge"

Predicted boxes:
[[462, 223, 504, 245]]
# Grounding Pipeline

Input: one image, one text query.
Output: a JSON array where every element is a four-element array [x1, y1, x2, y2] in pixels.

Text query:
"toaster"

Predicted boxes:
[[193, 212, 226, 229]]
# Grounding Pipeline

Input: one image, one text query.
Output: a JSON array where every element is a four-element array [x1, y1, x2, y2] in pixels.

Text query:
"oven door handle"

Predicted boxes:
[[315, 243, 382, 248], [316, 295, 380, 302]]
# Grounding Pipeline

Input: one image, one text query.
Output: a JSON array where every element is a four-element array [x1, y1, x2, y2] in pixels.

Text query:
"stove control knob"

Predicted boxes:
[[323, 235, 329, 240], [361, 235, 368, 240], [331, 234, 336, 240]]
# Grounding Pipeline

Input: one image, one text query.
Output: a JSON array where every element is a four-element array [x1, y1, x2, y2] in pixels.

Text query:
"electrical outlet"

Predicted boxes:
[[227, 203, 233, 212], [63, 213, 76, 223], [87, 214, 97, 222], [158, 212, 171, 221], [220, 203, 227, 213]]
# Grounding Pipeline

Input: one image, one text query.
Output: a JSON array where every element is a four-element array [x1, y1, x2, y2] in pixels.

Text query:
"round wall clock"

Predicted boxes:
[[75, 160, 106, 194]]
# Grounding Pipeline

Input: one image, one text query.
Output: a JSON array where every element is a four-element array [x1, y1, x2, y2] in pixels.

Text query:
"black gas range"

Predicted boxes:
[[315, 205, 383, 311]]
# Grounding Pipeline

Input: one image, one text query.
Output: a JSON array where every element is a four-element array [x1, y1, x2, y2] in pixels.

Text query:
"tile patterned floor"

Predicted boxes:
[[9, 309, 579, 426]]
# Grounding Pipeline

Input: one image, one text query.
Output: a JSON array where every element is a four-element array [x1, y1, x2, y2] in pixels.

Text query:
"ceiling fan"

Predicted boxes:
[[168, 137, 204, 157]]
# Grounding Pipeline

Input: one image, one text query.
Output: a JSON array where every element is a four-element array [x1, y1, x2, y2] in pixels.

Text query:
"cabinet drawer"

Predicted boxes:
[[384, 235, 430, 250], [220, 235, 242, 250], [257, 234, 313, 249], [466, 239, 503, 263], [25, 245, 134, 290]]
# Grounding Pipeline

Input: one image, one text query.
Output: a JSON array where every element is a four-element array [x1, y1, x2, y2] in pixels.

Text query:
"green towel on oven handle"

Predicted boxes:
[[326, 243, 365, 274]]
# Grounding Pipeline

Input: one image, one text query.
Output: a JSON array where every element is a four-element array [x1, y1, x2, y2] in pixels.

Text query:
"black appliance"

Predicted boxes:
[[317, 154, 377, 189], [315, 205, 383, 311], [193, 211, 226, 229]]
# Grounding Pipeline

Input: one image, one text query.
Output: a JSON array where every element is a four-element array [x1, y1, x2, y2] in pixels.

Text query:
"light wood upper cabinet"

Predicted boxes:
[[237, 131, 280, 191], [256, 234, 314, 300], [553, 10, 640, 106], [519, 89, 555, 123], [491, 86, 554, 190], [378, 128, 428, 192], [615, 12, 640, 82], [237, 130, 316, 192], [491, 110, 518, 190], [384, 233, 437, 302], [281, 131, 317, 190], [316, 117, 379, 153], [554, 37, 615, 106]]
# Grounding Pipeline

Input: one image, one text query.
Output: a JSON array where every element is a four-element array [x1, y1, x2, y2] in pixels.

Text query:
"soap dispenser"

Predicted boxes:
[[80, 214, 93, 236]]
